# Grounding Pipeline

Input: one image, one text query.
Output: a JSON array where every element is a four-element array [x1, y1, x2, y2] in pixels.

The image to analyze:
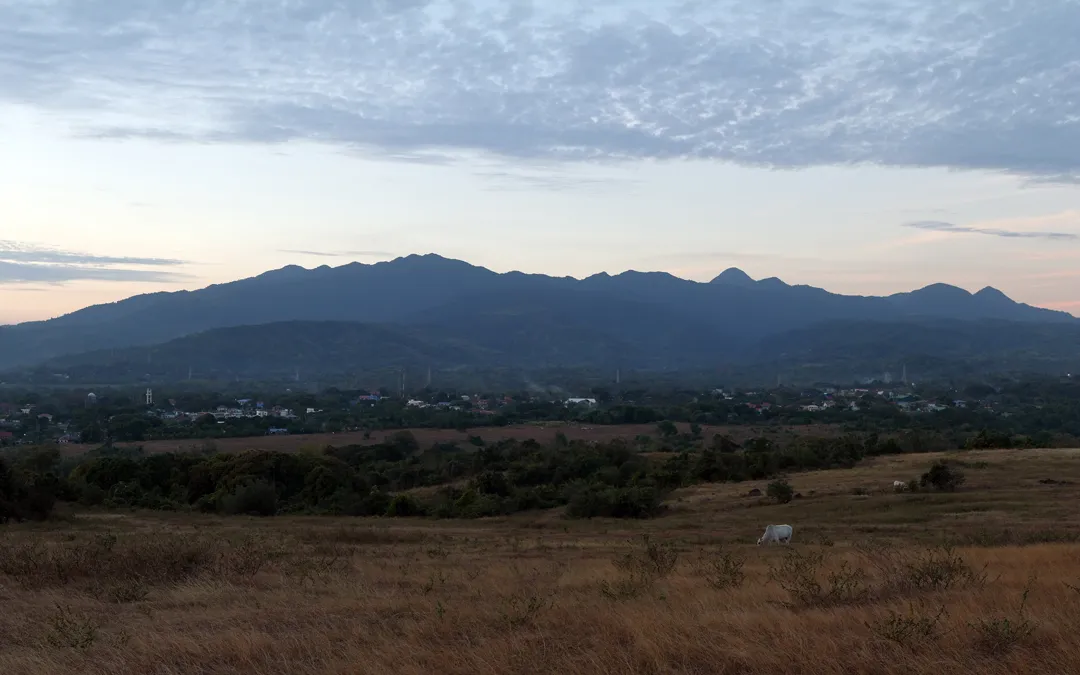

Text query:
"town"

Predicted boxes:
[[1, 375, 1073, 447]]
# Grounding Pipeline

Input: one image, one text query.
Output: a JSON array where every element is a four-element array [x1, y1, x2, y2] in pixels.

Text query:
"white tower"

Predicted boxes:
[[146, 388, 153, 406]]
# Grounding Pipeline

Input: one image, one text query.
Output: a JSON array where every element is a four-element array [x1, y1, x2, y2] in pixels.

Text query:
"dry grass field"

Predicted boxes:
[[62, 422, 844, 456], [4, 448, 1080, 674]]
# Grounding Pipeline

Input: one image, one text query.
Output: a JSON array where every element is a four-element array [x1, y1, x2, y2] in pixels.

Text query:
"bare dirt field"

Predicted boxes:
[[64, 422, 845, 455], [4, 448, 1080, 674]]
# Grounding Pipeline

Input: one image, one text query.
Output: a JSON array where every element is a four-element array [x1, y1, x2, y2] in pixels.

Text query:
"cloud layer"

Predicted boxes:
[[903, 221, 1079, 241], [0, 241, 187, 284], [1, 1, 1078, 179], [279, 249, 394, 258]]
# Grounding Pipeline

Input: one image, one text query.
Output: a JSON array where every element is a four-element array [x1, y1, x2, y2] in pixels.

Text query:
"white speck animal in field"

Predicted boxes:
[[757, 524, 793, 545]]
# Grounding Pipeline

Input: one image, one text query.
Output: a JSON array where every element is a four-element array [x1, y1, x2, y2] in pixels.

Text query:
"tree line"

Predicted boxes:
[[3, 418, 1035, 524]]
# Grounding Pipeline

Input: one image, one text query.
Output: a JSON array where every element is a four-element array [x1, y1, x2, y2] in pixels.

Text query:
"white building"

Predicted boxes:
[[565, 398, 598, 407]]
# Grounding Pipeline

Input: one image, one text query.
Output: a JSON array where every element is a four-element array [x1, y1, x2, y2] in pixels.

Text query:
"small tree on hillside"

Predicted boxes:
[[920, 461, 965, 492], [656, 421, 678, 438], [767, 479, 794, 504]]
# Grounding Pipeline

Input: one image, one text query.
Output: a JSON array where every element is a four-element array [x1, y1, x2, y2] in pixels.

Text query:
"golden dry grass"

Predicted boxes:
[[4, 448, 1080, 674]]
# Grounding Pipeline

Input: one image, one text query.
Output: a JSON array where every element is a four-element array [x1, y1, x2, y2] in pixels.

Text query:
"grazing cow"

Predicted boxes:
[[757, 524, 793, 545], [893, 480, 908, 492], [748, 488, 763, 498]]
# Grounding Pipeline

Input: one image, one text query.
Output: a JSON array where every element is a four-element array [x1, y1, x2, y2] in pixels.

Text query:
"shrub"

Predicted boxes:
[[920, 461, 965, 492], [45, 605, 98, 649], [220, 479, 278, 516], [768, 549, 869, 608], [565, 485, 666, 519], [0, 457, 59, 522], [767, 479, 794, 504], [858, 543, 986, 594], [868, 603, 947, 648], [656, 421, 678, 438], [601, 535, 678, 599], [969, 578, 1039, 654], [696, 546, 745, 590], [386, 494, 424, 517]]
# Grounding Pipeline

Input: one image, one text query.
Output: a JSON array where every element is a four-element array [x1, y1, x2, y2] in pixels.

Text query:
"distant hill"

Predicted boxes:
[[16, 317, 1080, 388], [0, 254, 1076, 383], [741, 319, 1080, 383]]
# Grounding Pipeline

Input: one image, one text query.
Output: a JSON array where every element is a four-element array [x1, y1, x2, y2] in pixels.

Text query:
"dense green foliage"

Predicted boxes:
[[920, 461, 966, 492], [4, 421, 1018, 523], [0, 452, 61, 522], [3, 376, 1078, 522]]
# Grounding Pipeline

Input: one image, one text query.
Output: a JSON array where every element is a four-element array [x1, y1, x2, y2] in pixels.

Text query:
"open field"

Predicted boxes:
[[62, 422, 846, 455], [4, 448, 1080, 674]]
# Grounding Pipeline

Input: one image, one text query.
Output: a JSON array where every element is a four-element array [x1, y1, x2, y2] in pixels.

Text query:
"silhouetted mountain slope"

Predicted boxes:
[[404, 288, 744, 369], [0, 253, 1074, 372], [21, 317, 1080, 387], [742, 319, 1080, 382], [38, 322, 485, 383]]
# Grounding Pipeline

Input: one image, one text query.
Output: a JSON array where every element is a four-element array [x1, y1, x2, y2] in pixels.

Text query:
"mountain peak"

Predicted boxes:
[[975, 286, 1010, 300], [758, 276, 790, 290], [710, 267, 756, 286], [911, 283, 972, 298]]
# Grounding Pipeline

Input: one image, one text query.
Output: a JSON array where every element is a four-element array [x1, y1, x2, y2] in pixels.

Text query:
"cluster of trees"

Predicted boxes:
[[2, 424, 971, 522], [0, 454, 60, 521]]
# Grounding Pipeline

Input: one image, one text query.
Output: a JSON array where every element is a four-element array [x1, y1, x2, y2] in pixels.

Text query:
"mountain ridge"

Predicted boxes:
[[0, 253, 1074, 374]]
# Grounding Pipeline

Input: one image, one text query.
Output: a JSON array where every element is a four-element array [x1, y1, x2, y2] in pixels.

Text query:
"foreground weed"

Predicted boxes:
[[601, 534, 678, 600], [97, 578, 150, 604], [500, 589, 556, 628], [695, 546, 745, 590], [419, 570, 447, 596], [44, 605, 98, 650], [970, 577, 1039, 654], [858, 543, 986, 594], [216, 536, 284, 580], [868, 603, 948, 648], [285, 543, 353, 586], [501, 565, 559, 628], [613, 534, 678, 578], [768, 549, 869, 608]]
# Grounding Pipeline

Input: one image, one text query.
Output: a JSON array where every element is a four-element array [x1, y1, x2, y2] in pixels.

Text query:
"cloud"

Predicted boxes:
[[902, 221, 1079, 241], [0, 241, 188, 284], [474, 170, 637, 192], [0, 241, 183, 267], [648, 250, 817, 264], [279, 249, 394, 258], [1, 1, 1079, 180]]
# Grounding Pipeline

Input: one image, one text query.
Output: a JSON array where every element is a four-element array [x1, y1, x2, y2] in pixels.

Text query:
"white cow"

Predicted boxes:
[[757, 524, 793, 545], [893, 480, 908, 492]]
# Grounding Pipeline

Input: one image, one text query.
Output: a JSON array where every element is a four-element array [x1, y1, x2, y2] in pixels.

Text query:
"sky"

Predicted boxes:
[[1, 0, 1078, 324]]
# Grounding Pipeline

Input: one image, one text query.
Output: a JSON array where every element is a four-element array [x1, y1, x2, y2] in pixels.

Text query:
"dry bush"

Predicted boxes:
[[281, 542, 354, 586], [694, 546, 746, 590], [856, 542, 986, 595], [0, 533, 217, 589], [768, 548, 870, 608], [600, 534, 678, 600], [42, 605, 98, 650], [969, 577, 1040, 654], [867, 602, 948, 648], [498, 565, 561, 629], [0, 531, 292, 593]]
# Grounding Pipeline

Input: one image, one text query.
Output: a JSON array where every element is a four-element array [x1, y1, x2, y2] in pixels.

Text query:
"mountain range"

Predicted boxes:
[[2, 254, 1077, 386]]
